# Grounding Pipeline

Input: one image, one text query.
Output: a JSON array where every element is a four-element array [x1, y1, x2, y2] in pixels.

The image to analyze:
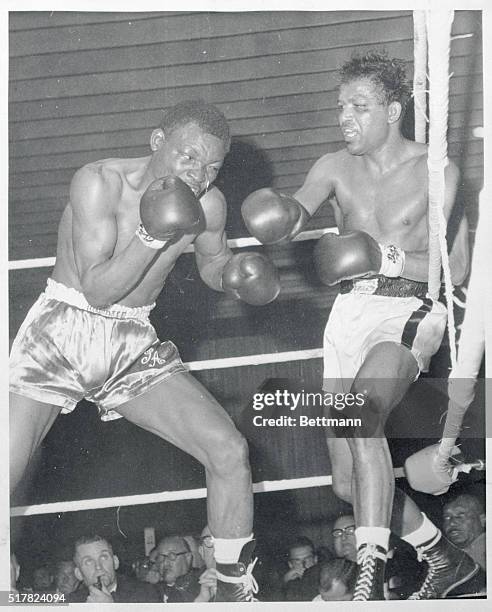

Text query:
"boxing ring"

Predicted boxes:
[[7, 10, 487, 600]]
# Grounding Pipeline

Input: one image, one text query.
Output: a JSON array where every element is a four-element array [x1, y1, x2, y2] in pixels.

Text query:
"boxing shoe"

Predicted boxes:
[[408, 531, 479, 599], [352, 543, 387, 601], [215, 539, 258, 602]]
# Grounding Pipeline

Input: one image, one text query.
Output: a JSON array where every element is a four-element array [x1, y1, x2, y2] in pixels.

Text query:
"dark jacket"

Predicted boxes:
[[68, 574, 160, 603]]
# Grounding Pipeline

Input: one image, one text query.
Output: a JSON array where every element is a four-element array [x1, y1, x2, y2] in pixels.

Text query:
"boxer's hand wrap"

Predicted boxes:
[[241, 187, 309, 244], [314, 230, 406, 286], [135, 223, 168, 250], [378, 243, 406, 277]]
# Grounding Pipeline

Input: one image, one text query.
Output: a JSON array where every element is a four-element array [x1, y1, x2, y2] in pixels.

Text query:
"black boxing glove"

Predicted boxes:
[[314, 230, 406, 286], [221, 252, 281, 305], [136, 176, 205, 249], [241, 188, 309, 244]]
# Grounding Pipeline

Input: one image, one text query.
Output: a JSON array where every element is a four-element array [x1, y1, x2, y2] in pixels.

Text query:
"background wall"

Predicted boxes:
[[9, 10, 485, 575]]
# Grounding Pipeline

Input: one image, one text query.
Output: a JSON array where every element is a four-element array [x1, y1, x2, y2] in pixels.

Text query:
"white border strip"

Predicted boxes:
[[11, 469, 405, 517], [8, 227, 338, 271]]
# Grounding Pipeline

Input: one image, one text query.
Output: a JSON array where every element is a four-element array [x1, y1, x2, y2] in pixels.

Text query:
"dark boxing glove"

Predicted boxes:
[[222, 252, 281, 305], [314, 230, 406, 286], [242, 187, 309, 244], [137, 176, 205, 249]]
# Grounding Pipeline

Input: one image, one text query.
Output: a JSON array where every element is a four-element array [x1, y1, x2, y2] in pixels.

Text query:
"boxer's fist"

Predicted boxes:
[[404, 444, 459, 495], [222, 252, 280, 305], [242, 188, 309, 244], [139, 176, 205, 245], [314, 230, 405, 286]]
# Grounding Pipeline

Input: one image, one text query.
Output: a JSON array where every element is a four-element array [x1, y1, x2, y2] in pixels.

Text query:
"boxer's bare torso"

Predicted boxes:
[[52, 124, 228, 307]]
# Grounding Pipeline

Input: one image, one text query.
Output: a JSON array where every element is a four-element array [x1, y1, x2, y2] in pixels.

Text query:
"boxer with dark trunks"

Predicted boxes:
[[242, 52, 478, 600], [10, 100, 280, 603]]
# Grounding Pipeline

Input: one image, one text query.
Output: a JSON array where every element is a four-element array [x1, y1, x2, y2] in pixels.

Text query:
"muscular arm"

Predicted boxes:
[[402, 160, 464, 282], [71, 165, 156, 307], [293, 154, 337, 219], [194, 188, 232, 291]]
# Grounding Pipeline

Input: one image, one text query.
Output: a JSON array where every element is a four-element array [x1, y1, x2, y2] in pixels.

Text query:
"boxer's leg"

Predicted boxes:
[[10, 393, 61, 494], [117, 371, 256, 601]]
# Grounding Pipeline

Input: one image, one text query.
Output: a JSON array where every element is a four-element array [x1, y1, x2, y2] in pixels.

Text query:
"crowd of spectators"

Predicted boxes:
[[10, 491, 486, 602]]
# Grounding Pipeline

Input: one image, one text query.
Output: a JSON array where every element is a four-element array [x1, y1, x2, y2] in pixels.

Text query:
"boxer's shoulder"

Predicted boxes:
[[198, 185, 227, 230], [70, 159, 125, 212]]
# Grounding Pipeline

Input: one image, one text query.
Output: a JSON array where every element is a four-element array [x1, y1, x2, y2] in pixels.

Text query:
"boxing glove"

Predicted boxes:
[[222, 252, 281, 305], [314, 230, 406, 286], [404, 444, 460, 495], [137, 176, 205, 249], [242, 188, 310, 244]]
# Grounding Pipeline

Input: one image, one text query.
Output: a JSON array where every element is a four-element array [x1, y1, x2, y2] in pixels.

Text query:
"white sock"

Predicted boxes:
[[355, 526, 390, 553], [213, 534, 254, 564], [402, 513, 440, 548]]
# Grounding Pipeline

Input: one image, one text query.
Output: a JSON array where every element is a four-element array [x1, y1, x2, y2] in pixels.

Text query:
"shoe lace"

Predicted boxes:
[[352, 544, 378, 602], [242, 557, 259, 602], [216, 557, 259, 602], [409, 538, 447, 600]]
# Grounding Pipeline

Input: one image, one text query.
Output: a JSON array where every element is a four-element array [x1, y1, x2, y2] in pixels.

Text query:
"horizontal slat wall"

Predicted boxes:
[[9, 10, 483, 261]]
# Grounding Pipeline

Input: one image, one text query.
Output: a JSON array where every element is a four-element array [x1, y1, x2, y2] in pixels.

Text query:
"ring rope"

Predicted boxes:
[[8, 227, 339, 271], [10, 469, 406, 518]]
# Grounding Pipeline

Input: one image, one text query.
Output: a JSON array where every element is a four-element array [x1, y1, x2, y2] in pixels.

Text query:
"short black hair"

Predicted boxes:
[[288, 536, 315, 556], [338, 50, 410, 109], [159, 99, 231, 150], [73, 535, 112, 559]]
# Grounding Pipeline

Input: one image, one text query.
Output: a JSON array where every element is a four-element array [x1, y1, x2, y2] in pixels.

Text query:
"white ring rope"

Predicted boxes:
[[8, 227, 339, 271], [426, 9, 457, 369], [413, 10, 428, 145], [10, 469, 406, 518]]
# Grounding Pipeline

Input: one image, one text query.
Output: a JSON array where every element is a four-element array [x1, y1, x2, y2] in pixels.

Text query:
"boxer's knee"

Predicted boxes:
[[330, 386, 384, 438], [205, 429, 250, 479], [332, 476, 352, 504]]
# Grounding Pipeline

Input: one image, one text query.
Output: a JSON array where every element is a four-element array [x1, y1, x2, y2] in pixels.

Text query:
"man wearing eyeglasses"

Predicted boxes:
[[332, 516, 357, 563], [155, 535, 216, 603]]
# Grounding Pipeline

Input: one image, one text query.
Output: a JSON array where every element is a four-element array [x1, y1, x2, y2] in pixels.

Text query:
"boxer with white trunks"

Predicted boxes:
[[242, 51, 477, 600], [10, 100, 281, 603]]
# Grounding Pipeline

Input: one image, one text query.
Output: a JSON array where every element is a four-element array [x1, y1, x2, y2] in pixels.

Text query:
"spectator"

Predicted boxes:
[[32, 565, 54, 593], [53, 560, 80, 597], [443, 494, 486, 571], [283, 536, 319, 601], [69, 534, 160, 603], [132, 556, 161, 585], [198, 526, 215, 569], [312, 558, 357, 601], [332, 515, 356, 562], [154, 535, 215, 602]]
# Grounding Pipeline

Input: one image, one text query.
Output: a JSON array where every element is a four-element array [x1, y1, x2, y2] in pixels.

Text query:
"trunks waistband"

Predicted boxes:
[[339, 275, 428, 298], [45, 278, 155, 320]]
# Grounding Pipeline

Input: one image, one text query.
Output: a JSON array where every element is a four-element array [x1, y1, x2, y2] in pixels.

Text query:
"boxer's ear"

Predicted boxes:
[[388, 101, 402, 124], [150, 129, 165, 152]]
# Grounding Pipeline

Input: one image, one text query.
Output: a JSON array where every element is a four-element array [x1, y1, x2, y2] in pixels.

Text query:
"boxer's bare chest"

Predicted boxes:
[[332, 154, 428, 245]]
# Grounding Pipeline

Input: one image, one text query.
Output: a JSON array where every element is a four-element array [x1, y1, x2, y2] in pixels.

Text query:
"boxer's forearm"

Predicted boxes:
[[79, 237, 157, 307], [197, 248, 233, 292]]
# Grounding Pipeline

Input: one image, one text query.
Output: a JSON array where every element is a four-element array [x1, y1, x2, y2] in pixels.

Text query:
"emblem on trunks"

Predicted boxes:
[[352, 278, 379, 294], [141, 344, 172, 367]]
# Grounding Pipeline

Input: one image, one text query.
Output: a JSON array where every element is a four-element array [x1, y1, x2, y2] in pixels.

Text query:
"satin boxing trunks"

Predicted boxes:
[[323, 276, 447, 393], [9, 279, 187, 421]]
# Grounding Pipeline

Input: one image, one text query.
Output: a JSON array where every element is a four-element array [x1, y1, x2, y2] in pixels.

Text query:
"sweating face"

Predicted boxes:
[[332, 516, 357, 562], [443, 499, 485, 548], [337, 78, 393, 156], [74, 540, 118, 590], [151, 123, 226, 196]]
